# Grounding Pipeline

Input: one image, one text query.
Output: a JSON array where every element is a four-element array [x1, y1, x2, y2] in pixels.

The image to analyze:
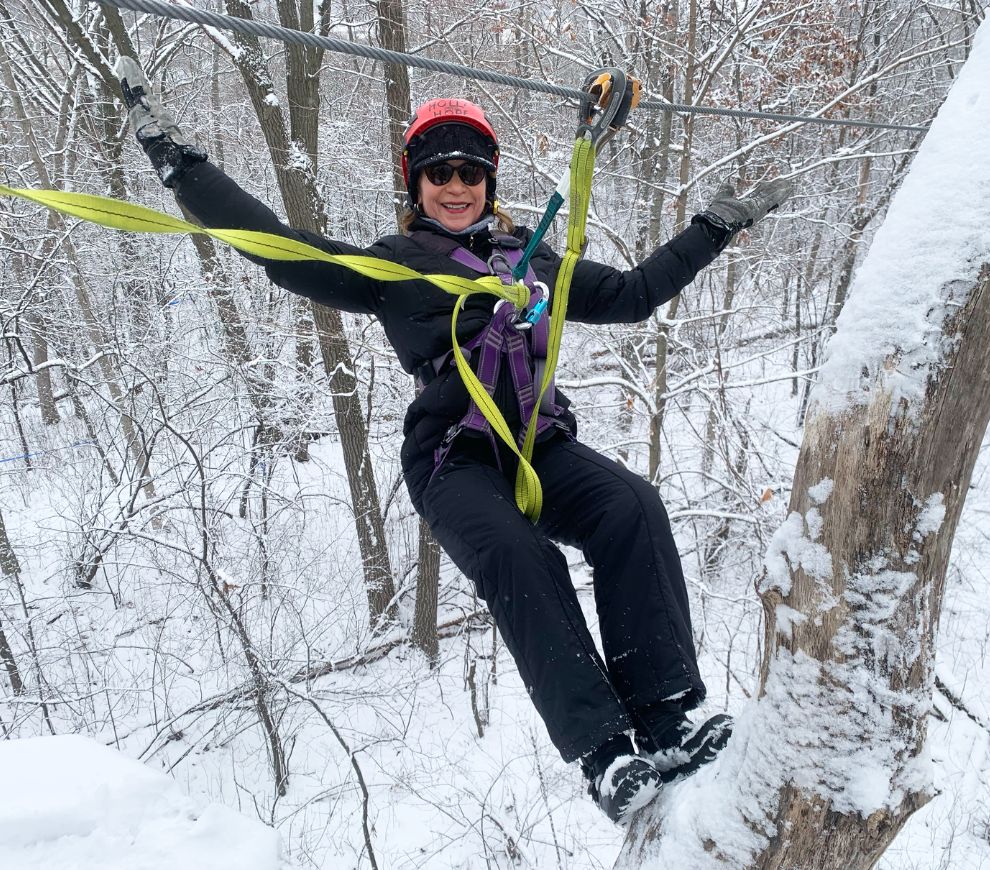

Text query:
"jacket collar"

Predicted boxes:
[[408, 213, 496, 251]]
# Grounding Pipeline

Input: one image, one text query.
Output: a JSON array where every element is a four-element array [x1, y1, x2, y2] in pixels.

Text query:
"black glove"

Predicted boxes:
[[692, 178, 793, 250], [115, 57, 207, 189]]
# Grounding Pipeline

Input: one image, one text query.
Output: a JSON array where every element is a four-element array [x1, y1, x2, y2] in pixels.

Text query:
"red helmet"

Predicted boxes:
[[402, 98, 499, 199]]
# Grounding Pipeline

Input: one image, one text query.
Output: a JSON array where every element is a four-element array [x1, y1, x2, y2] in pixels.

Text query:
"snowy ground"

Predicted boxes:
[[0, 735, 289, 870], [1, 508, 987, 870]]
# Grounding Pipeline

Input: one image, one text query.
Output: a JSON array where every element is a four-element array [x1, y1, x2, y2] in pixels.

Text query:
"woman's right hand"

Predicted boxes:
[[114, 56, 207, 188]]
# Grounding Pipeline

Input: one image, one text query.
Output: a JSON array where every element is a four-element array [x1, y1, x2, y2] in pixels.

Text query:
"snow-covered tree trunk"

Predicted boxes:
[[618, 18, 990, 870]]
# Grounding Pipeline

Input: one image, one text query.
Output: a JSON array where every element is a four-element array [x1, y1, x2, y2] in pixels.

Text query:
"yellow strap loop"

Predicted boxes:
[[444, 136, 597, 523], [515, 136, 595, 522]]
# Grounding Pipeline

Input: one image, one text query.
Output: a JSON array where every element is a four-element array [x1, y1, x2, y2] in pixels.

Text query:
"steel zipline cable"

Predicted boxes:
[[98, 0, 929, 135]]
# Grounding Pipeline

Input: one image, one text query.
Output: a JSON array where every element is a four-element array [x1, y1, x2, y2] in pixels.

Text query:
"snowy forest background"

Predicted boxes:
[[1, 0, 989, 867]]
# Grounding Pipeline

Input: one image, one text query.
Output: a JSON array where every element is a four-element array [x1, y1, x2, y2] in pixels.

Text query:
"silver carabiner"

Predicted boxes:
[[487, 251, 514, 284], [513, 281, 550, 332]]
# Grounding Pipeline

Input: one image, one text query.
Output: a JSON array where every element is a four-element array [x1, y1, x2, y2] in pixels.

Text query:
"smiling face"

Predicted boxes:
[[417, 160, 488, 233]]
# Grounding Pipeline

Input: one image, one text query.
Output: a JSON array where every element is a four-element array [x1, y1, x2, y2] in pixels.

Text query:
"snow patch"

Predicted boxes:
[[285, 140, 313, 174], [808, 477, 834, 505], [914, 492, 945, 540], [761, 510, 832, 597], [0, 736, 287, 870], [805, 506, 825, 542], [774, 603, 808, 633]]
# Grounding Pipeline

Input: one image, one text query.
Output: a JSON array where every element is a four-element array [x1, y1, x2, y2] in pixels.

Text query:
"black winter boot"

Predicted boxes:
[[581, 734, 663, 824], [636, 700, 691, 753], [644, 713, 734, 784]]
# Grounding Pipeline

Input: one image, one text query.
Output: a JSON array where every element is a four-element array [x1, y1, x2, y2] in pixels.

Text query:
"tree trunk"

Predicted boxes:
[[219, 0, 396, 625], [311, 305, 397, 621], [0, 507, 50, 730], [28, 312, 59, 426], [618, 21, 990, 867], [374, 0, 412, 215], [613, 0, 676, 467], [0, 234, 60, 427], [0, 615, 23, 696], [275, 0, 323, 464], [412, 517, 441, 664], [0, 508, 24, 695], [370, 0, 441, 648], [649, 0, 695, 483]]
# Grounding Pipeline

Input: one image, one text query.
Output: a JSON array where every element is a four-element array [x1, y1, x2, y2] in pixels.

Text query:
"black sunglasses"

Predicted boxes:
[[423, 162, 488, 187]]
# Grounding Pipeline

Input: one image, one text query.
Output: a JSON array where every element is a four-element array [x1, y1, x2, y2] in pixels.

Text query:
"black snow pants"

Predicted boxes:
[[412, 432, 706, 762]]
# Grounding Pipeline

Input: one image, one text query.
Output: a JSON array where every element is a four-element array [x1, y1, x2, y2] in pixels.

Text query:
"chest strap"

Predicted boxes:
[[411, 231, 559, 427]]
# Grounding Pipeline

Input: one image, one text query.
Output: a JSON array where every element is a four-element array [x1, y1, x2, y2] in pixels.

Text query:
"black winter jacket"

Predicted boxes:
[[173, 162, 721, 486]]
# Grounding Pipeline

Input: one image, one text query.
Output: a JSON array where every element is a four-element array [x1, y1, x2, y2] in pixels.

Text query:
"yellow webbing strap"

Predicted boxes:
[[447, 136, 596, 524], [515, 136, 595, 520], [0, 184, 527, 308]]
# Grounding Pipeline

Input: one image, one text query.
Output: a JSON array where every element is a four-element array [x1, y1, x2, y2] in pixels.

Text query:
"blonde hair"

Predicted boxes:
[[399, 204, 515, 236]]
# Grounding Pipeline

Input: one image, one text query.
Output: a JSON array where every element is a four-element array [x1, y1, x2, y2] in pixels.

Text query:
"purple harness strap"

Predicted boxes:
[[425, 237, 564, 473]]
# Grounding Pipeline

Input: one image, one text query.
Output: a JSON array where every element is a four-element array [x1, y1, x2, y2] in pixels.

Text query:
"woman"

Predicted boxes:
[[116, 58, 790, 823]]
